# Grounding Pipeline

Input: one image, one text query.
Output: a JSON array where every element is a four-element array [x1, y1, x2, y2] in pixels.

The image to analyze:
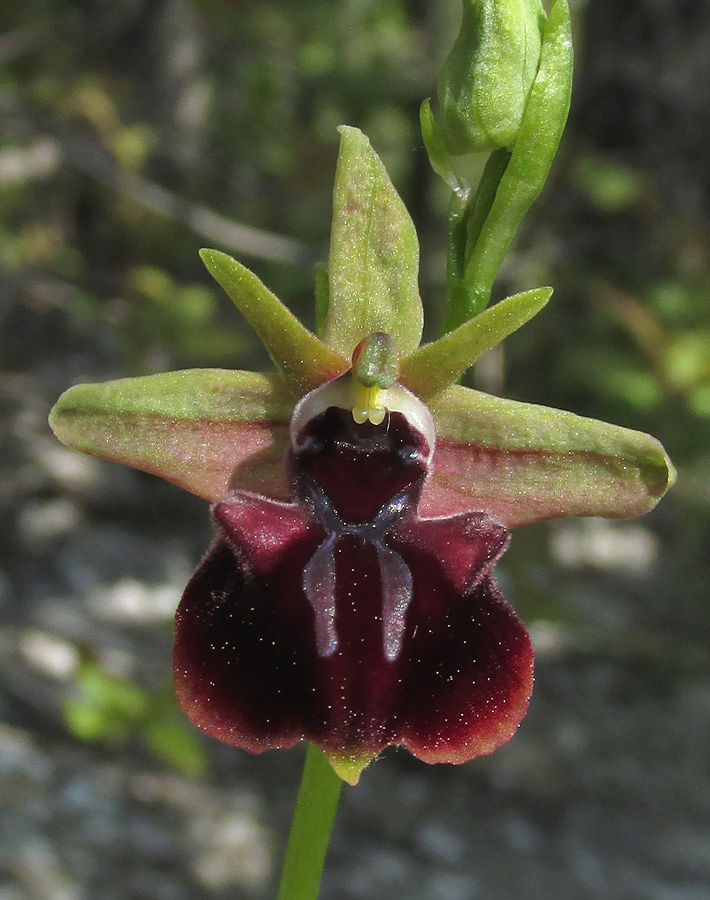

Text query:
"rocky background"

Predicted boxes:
[[2, 0, 710, 897]]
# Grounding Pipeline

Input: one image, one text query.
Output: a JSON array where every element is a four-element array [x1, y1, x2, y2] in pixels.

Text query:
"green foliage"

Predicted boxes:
[[573, 156, 646, 213], [125, 267, 249, 366], [64, 659, 208, 778]]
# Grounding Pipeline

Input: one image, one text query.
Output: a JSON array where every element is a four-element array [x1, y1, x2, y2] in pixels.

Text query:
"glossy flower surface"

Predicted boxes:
[[50, 127, 674, 783]]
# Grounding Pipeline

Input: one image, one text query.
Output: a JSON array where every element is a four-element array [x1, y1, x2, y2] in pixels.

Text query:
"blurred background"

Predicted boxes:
[[1, 0, 709, 897]]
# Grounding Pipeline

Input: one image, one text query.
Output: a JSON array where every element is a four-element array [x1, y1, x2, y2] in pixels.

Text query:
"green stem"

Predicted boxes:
[[277, 743, 343, 900], [440, 149, 511, 336], [441, 188, 470, 337], [463, 148, 511, 278]]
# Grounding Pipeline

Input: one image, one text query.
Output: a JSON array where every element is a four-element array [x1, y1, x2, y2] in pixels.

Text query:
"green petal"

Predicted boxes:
[[200, 249, 348, 397], [401, 287, 552, 398], [422, 385, 675, 527], [49, 369, 294, 502], [323, 126, 423, 357]]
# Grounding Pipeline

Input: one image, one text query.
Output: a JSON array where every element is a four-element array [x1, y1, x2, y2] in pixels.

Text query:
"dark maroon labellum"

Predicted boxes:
[[293, 406, 430, 661], [174, 372, 533, 781]]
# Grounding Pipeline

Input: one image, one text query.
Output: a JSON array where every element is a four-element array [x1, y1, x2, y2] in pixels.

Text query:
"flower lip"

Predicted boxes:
[[290, 371, 436, 458], [290, 406, 432, 523], [174, 489, 533, 783]]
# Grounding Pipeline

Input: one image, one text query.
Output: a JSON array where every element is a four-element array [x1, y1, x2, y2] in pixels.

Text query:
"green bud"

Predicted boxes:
[[437, 0, 547, 155]]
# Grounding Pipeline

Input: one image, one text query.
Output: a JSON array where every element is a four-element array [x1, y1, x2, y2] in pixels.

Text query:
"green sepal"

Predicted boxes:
[[200, 249, 348, 398], [402, 286, 552, 398], [421, 385, 676, 527], [462, 0, 573, 312], [323, 126, 424, 357], [314, 262, 330, 338], [49, 369, 295, 502]]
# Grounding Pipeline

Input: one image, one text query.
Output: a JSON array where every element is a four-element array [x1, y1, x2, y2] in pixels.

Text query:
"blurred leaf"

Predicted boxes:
[[62, 77, 119, 138], [144, 718, 208, 778], [688, 384, 710, 418], [64, 660, 208, 775], [64, 661, 150, 744], [573, 156, 646, 212], [600, 364, 663, 412], [130, 266, 174, 302], [112, 124, 156, 172], [559, 346, 664, 412], [648, 281, 697, 323], [663, 331, 710, 391]]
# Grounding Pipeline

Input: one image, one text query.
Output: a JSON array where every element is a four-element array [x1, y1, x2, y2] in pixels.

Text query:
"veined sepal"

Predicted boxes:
[[323, 127, 424, 357], [49, 368, 295, 502], [422, 384, 676, 526]]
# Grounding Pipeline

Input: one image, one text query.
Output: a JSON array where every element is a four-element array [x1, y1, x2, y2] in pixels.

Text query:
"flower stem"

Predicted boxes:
[[440, 149, 511, 337], [276, 743, 343, 900]]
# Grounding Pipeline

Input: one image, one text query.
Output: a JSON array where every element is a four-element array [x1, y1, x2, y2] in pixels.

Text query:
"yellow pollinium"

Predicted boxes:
[[352, 382, 387, 426]]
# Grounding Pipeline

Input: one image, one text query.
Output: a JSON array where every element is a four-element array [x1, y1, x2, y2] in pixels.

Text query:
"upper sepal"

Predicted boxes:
[[422, 385, 676, 526], [49, 369, 294, 502], [322, 127, 424, 357]]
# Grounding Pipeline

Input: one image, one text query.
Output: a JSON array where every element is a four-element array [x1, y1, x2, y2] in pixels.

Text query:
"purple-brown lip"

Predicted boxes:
[[173, 375, 533, 784]]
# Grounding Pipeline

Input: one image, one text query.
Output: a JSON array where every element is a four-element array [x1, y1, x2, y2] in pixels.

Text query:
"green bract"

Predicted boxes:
[[50, 125, 675, 531], [437, 0, 546, 154]]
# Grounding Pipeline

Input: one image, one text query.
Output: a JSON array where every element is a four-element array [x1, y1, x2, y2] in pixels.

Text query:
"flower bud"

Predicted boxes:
[[437, 0, 546, 154]]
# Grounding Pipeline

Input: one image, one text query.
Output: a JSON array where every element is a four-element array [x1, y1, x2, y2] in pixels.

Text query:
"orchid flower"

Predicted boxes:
[[50, 126, 674, 786]]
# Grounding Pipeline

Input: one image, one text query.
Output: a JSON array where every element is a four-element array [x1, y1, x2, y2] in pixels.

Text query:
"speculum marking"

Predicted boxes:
[[302, 481, 413, 662]]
